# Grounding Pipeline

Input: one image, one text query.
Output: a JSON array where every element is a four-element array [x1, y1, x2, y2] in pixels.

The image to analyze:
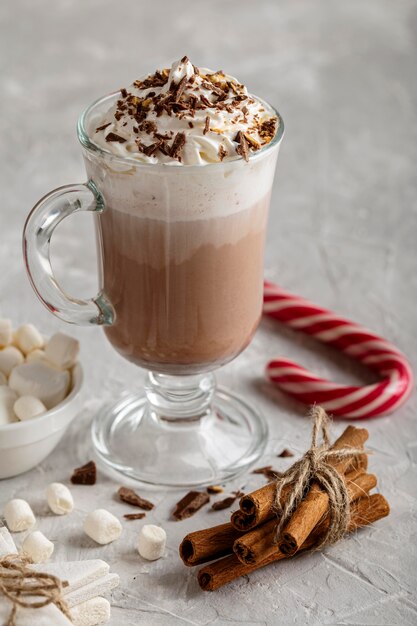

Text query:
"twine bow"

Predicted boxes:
[[274, 406, 364, 548], [0, 554, 71, 626]]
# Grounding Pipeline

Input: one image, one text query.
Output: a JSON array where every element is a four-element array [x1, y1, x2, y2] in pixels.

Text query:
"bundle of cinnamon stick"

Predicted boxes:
[[179, 425, 390, 591]]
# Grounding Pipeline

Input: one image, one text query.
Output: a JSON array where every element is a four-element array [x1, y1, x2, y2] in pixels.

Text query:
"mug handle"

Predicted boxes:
[[23, 180, 114, 326]]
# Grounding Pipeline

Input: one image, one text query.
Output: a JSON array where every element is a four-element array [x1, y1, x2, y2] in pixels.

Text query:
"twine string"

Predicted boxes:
[[274, 406, 364, 548], [0, 554, 71, 626]]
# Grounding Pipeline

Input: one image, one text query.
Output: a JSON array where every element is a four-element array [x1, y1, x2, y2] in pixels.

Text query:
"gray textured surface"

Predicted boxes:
[[1, 0, 417, 624]]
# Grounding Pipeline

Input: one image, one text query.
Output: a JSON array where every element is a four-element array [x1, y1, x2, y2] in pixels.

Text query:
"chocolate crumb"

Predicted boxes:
[[105, 132, 127, 143], [203, 116, 210, 135], [207, 485, 224, 494], [235, 130, 249, 161], [123, 513, 146, 520], [95, 122, 111, 133], [118, 487, 154, 510], [211, 496, 237, 511], [278, 448, 294, 458], [188, 121, 194, 128], [172, 491, 210, 520], [120, 88, 128, 98], [71, 461, 96, 485]]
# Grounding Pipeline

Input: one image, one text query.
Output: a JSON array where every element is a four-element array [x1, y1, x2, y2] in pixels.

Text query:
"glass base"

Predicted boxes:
[[91, 384, 268, 488]]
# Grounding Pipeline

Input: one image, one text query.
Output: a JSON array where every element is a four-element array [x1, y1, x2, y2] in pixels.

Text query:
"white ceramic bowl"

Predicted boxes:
[[0, 363, 83, 479]]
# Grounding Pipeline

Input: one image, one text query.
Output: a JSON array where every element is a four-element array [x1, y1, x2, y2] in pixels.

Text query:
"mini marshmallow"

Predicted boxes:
[[4, 499, 36, 532], [0, 386, 18, 425], [9, 362, 70, 409], [84, 509, 122, 545], [0, 371, 7, 385], [47, 482, 74, 515], [45, 332, 80, 370], [0, 346, 24, 377], [0, 319, 12, 347], [137, 524, 166, 561], [14, 324, 44, 355], [14, 395, 47, 421], [22, 530, 54, 563]]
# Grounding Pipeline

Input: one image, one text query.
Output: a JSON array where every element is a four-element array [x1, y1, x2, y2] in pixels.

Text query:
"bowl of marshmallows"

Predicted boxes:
[[0, 319, 83, 479]]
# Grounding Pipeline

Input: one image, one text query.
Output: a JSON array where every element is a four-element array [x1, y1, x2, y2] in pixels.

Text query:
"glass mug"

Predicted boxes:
[[23, 93, 284, 487]]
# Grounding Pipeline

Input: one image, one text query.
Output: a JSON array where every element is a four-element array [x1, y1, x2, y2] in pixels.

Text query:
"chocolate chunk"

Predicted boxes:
[[105, 132, 127, 143], [211, 496, 238, 511], [118, 487, 154, 510], [123, 513, 146, 520], [120, 88, 128, 98], [278, 448, 294, 458], [235, 130, 249, 161], [95, 122, 111, 133], [207, 485, 224, 494], [70, 461, 96, 485], [172, 491, 210, 520]]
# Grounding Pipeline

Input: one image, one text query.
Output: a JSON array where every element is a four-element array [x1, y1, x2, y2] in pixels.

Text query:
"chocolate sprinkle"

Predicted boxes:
[[70, 461, 96, 485], [123, 513, 146, 520], [95, 122, 111, 133], [118, 487, 154, 510], [172, 491, 210, 520], [105, 132, 127, 143]]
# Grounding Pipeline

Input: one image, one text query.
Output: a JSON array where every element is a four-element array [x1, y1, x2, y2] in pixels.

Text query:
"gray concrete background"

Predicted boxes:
[[1, 1, 417, 624]]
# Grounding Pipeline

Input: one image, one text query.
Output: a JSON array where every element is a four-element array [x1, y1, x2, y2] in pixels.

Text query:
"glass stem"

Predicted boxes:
[[144, 371, 216, 423]]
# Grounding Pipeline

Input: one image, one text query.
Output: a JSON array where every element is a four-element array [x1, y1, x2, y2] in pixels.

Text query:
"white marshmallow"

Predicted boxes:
[[47, 482, 74, 515], [9, 362, 70, 409], [0, 319, 12, 347], [0, 386, 18, 425], [137, 524, 166, 561], [84, 509, 122, 545], [45, 332, 80, 369], [0, 371, 7, 385], [70, 597, 111, 626], [22, 530, 54, 563], [14, 395, 47, 421], [0, 346, 24, 377], [4, 498, 36, 532], [26, 348, 48, 364], [14, 324, 44, 355]]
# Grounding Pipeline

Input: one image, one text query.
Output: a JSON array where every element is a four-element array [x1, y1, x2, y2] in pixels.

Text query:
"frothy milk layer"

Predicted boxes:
[[90, 56, 279, 166]]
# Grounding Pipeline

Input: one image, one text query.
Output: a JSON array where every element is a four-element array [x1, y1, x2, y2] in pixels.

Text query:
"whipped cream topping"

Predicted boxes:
[[92, 56, 278, 166]]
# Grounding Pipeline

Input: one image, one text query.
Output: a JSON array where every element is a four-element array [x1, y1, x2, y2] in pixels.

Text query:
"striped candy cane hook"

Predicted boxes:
[[263, 281, 413, 419]]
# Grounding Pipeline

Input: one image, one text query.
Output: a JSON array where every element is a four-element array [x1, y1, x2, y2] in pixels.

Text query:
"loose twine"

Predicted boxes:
[[0, 553, 71, 626], [273, 405, 364, 548]]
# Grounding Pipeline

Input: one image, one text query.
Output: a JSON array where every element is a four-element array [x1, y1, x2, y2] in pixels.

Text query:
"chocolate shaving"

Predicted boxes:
[[120, 88, 128, 98], [278, 448, 294, 458], [175, 75, 188, 102], [118, 487, 154, 510], [138, 120, 157, 134], [207, 485, 224, 494], [203, 116, 210, 135], [169, 131, 186, 160], [70, 461, 96, 485], [95, 122, 111, 133], [105, 132, 127, 143], [172, 491, 210, 520], [188, 121, 194, 128], [235, 130, 249, 161], [123, 513, 146, 520], [218, 145, 227, 161], [211, 496, 237, 511]]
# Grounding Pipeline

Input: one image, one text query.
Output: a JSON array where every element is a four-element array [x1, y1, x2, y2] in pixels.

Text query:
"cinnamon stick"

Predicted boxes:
[[234, 426, 368, 530], [234, 471, 376, 565], [198, 493, 389, 591], [180, 522, 244, 566], [279, 468, 375, 556]]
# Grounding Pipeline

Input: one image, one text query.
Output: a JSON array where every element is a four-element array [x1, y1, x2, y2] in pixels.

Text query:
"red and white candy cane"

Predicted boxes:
[[263, 280, 413, 419]]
